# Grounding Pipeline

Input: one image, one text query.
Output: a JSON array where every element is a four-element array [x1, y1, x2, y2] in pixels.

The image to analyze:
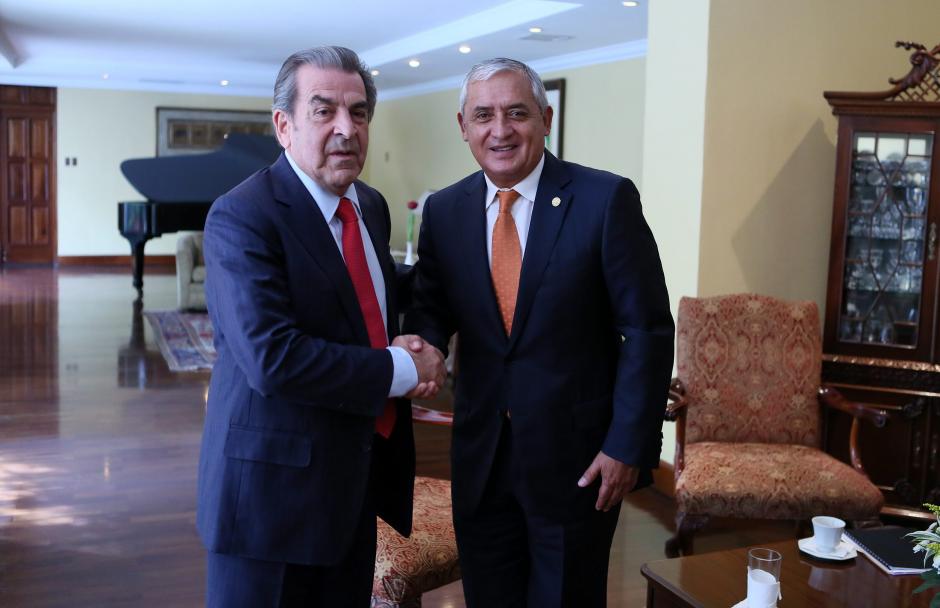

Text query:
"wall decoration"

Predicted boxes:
[[543, 79, 565, 159], [156, 107, 273, 156]]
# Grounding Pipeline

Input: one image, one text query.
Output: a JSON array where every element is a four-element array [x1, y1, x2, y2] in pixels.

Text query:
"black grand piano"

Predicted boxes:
[[118, 133, 281, 298]]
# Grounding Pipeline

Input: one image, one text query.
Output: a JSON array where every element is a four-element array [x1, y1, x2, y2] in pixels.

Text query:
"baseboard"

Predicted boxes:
[[57, 255, 176, 268], [652, 459, 675, 498]]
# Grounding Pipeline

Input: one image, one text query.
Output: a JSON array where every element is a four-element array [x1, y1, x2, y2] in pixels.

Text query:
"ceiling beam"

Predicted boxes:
[[0, 28, 21, 68]]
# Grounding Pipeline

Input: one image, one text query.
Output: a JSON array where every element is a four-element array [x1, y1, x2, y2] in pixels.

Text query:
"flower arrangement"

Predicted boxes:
[[404, 200, 419, 265], [908, 503, 940, 606]]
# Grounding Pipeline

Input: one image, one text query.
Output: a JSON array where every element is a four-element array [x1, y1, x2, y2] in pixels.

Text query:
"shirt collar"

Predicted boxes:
[[285, 151, 360, 223], [483, 153, 545, 210]]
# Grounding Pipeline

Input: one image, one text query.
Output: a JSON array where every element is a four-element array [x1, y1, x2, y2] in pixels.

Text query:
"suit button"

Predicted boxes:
[[362, 443, 372, 452]]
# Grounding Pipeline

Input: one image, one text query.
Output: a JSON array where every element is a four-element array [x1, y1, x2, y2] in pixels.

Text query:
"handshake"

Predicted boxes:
[[392, 334, 447, 399]]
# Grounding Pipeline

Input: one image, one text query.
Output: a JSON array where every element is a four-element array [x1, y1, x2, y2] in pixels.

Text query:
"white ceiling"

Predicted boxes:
[[0, 0, 647, 100]]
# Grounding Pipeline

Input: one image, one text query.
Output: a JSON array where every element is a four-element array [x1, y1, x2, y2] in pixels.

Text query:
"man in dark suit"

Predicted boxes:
[[197, 46, 445, 608], [405, 58, 674, 607]]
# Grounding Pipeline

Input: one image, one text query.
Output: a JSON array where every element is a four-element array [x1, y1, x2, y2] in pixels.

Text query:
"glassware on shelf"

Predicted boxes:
[[907, 187, 926, 215]]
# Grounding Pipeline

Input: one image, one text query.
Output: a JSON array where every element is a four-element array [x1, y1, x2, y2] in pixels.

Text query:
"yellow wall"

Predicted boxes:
[[366, 57, 647, 249], [57, 88, 271, 257], [698, 0, 940, 312]]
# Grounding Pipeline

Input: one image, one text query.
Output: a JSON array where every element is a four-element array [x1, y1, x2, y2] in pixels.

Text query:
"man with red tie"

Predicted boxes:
[[406, 58, 674, 606], [197, 46, 445, 607]]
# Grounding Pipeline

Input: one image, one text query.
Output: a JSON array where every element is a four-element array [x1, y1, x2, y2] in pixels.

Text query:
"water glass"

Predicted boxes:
[[747, 548, 782, 608]]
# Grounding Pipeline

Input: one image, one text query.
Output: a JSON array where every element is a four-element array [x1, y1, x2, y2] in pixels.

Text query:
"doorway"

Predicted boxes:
[[0, 85, 56, 265]]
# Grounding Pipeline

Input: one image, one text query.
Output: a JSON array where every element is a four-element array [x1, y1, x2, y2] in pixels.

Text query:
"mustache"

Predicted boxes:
[[326, 139, 360, 154]]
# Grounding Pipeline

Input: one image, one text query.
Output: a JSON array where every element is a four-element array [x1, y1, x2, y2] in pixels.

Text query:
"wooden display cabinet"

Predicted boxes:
[[822, 42, 940, 518]]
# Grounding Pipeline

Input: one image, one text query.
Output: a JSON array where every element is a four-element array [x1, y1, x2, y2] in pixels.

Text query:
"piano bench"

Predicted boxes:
[[372, 476, 460, 608]]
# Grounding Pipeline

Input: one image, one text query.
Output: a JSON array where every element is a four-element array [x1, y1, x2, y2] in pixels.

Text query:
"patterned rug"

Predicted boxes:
[[143, 310, 216, 371]]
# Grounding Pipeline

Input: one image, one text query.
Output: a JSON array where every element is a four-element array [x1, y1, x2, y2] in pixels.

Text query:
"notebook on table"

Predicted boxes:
[[843, 526, 930, 576]]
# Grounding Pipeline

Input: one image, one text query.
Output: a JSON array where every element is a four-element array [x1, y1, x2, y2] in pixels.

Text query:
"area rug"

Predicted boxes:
[[143, 310, 216, 372]]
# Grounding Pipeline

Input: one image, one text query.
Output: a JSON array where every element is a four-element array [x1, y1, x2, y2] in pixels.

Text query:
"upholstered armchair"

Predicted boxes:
[[665, 294, 888, 557], [175, 232, 206, 311]]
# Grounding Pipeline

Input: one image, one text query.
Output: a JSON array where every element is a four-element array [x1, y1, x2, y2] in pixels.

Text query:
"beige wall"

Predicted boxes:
[[698, 0, 940, 312], [642, 0, 712, 466], [57, 88, 270, 257], [366, 57, 647, 249]]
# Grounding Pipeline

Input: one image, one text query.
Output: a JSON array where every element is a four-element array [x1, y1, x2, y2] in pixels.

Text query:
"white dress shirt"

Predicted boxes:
[[483, 154, 545, 265], [285, 152, 417, 398]]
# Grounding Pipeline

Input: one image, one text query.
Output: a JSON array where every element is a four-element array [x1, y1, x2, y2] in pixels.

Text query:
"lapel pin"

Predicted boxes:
[[551, 196, 561, 207]]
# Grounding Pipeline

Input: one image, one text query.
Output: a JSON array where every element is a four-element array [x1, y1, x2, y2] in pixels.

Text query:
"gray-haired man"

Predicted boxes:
[[405, 57, 673, 607], [197, 46, 444, 607]]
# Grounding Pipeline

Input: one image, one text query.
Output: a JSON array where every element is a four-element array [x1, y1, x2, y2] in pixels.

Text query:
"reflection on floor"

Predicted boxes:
[[0, 268, 795, 607]]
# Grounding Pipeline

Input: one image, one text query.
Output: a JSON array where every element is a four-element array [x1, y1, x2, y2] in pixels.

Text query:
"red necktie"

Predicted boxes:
[[336, 197, 396, 438]]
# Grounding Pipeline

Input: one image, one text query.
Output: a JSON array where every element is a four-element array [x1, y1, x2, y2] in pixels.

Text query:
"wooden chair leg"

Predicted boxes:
[[665, 512, 709, 557]]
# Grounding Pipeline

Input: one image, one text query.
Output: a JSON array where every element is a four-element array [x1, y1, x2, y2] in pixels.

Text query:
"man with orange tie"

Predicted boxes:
[[406, 58, 674, 607], [197, 46, 445, 607]]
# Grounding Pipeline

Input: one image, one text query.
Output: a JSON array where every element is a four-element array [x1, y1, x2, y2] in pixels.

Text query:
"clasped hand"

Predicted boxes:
[[392, 334, 446, 399]]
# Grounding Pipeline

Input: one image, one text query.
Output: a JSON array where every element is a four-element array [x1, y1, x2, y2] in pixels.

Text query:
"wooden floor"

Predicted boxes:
[[0, 267, 798, 607]]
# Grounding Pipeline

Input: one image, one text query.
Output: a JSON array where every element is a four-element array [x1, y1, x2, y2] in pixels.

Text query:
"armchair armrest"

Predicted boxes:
[[817, 386, 889, 427], [665, 378, 688, 478], [817, 385, 891, 477], [411, 404, 453, 427], [665, 378, 688, 422]]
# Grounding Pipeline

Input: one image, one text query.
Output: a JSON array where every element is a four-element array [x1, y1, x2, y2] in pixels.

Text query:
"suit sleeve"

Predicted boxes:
[[402, 195, 456, 354], [203, 194, 393, 417], [600, 178, 675, 468]]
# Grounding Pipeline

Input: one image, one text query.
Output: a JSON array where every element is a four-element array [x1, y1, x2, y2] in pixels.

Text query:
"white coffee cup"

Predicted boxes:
[[811, 515, 845, 553]]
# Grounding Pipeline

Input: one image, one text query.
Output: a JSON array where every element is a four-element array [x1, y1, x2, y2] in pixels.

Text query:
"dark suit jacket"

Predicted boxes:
[[197, 153, 415, 565], [405, 151, 673, 521]]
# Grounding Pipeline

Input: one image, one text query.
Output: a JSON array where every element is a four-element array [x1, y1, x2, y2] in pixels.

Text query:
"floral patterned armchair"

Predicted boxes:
[[665, 294, 888, 557]]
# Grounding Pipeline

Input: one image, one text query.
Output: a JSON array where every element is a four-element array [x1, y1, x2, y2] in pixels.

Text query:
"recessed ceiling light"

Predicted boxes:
[[622, 1, 639, 6], [529, 26, 542, 33], [220, 79, 230, 86], [408, 59, 421, 68], [101, 73, 109, 80], [459, 45, 471, 54], [371, 69, 380, 76]]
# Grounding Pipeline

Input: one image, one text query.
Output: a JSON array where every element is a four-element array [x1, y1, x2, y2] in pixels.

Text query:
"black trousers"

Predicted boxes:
[[453, 417, 621, 608], [205, 476, 377, 607]]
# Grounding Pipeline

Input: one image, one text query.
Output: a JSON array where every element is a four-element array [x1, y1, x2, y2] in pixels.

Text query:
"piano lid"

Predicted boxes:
[[120, 133, 281, 203]]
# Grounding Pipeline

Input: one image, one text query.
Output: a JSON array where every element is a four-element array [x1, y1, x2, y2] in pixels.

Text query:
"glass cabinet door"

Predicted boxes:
[[839, 131, 932, 348]]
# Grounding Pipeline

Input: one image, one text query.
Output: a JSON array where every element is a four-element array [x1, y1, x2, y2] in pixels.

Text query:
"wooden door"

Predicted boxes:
[[1, 109, 56, 263], [0, 86, 56, 264]]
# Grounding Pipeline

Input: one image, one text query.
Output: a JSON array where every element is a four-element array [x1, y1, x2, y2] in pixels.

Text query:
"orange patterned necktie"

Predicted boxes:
[[491, 189, 521, 335]]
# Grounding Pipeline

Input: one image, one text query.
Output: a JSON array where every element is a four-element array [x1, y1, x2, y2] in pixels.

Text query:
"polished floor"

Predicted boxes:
[[0, 268, 796, 607]]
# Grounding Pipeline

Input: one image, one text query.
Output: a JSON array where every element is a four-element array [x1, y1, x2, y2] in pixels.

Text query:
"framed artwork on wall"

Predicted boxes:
[[156, 107, 273, 156], [543, 78, 565, 159]]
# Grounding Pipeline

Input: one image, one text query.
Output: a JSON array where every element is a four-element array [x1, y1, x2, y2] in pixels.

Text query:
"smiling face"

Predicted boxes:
[[273, 64, 369, 195], [458, 69, 552, 188]]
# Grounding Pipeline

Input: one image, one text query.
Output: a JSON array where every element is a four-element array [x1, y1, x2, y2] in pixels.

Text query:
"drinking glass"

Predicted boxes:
[[747, 548, 782, 608]]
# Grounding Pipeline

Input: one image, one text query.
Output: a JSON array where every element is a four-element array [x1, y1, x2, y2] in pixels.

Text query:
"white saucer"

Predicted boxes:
[[797, 536, 857, 561]]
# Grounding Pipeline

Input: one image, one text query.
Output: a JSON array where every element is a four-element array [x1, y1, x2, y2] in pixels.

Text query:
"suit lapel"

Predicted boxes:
[[460, 172, 506, 339], [270, 154, 370, 346], [508, 152, 572, 352]]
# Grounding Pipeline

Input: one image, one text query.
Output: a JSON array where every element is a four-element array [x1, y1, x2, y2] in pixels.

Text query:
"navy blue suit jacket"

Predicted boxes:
[[197, 153, 415, 565], [405, 152, 673, 521]]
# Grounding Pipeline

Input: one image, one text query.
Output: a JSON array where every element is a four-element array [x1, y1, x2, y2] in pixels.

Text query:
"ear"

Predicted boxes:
[[457, 112, 469, 142], [273, 109, 292, 149], [542, 105, 554, 137]]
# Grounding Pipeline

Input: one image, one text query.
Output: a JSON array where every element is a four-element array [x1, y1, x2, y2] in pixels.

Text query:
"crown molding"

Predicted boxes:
[[379, 38, 647, 102]]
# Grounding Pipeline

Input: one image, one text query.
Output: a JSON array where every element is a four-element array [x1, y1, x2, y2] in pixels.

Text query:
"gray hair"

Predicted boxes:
[[458, 58, 548, 116], [272, 46, 377, 121]]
